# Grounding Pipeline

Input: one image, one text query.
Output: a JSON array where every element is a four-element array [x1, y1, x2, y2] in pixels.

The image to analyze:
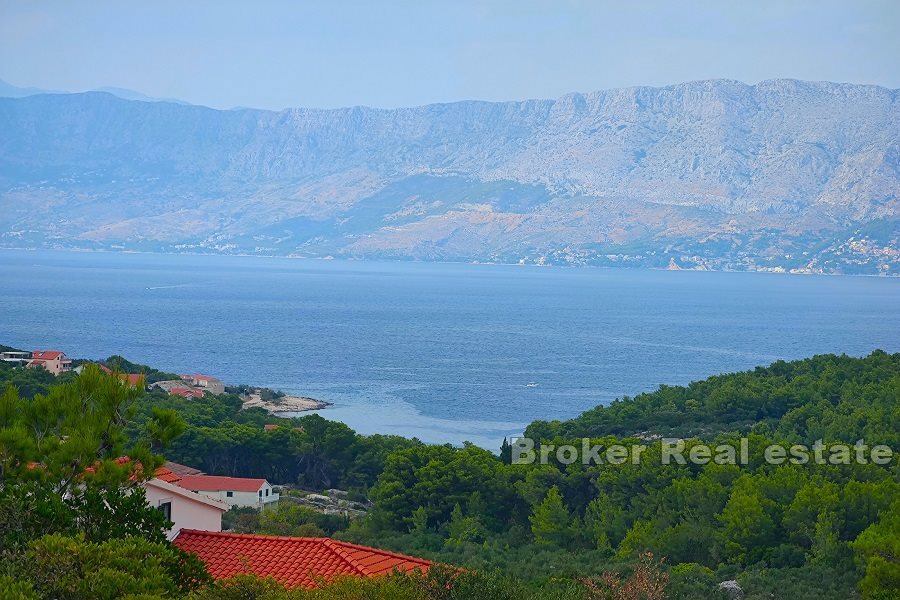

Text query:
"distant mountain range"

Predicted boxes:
[[0, 78, 190, 105], [0, 79, 897, 274]]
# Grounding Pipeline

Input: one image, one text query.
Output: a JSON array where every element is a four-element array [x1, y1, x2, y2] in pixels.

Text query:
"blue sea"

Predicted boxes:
[[2, 249, 899, 447]]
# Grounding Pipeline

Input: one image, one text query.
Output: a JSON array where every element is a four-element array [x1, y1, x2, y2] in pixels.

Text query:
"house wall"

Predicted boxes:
[[144, 485, 224, 539], [31, 358, 59, 374], [193, 378, 224, 394], [29, 354, 72, 375], [201, 380, 225, 394]]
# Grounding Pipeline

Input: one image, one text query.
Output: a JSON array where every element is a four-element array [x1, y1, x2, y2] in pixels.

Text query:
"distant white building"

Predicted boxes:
[[0, 351, 30, 364], [176, 475, 279, 509], [180, 374, 225, 395]]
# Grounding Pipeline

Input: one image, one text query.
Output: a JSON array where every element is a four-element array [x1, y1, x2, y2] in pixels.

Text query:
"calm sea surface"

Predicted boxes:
[[2, 250, 898, 447]]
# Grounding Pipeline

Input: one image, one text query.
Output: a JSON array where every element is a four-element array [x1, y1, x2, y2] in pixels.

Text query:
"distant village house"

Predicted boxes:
[[119, 373, 145, 388], [176, 475, 279, 509], [26, 350, 72, 375], [153, 380, 207, 398], [0, 351, 30, 365], [181, 374, 225, 395], [152, 374, 224, 398]]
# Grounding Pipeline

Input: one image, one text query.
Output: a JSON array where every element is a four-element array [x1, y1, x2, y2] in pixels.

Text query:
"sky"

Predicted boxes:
[[1, 0, 898, 110]]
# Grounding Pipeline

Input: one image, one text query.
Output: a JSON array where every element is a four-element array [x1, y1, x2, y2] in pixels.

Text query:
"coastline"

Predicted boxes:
[[241, 390, 332, 414], [2, 247, 894, 278]]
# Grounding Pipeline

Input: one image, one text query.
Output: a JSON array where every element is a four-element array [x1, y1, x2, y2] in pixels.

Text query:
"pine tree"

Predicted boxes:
[[499, 437, 512, 464], [410, 506, 429, 536], [529, 486, 572, 547], [852, 499, 900, 599]]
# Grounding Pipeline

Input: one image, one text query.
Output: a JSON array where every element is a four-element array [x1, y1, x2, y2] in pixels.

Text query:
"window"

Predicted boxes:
[[226, 491, 234, 497], [259, 490, 263, 498], [158, 501, 172, 522], [265, 489, 269, 497]]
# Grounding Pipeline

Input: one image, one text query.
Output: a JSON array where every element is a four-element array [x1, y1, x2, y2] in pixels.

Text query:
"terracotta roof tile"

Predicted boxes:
[[177, 475, 268, 493], [153, 466, 182, 484], [163, 461, 203, 477], [120, 373, 145, 386], [173, 530, 431, 588], [183, 374, 218, 381]]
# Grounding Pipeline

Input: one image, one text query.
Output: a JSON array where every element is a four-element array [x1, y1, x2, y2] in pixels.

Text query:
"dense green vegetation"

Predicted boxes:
[[103, 354, 181, 383], [527, 350, 900, 445], [0, 367, 211, 598], [339, 352, 900, 599], [223, 503, 351, 538], [130, 388, 422, 491], [1, 350, 898, 598], [0, 354, 75, 397]]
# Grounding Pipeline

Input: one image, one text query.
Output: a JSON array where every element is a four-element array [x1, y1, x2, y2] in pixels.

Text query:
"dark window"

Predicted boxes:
[[265, 489, 269, 497], [226, 491, 234, 497], [259, 490, 263, 497], [158, 501, 172, 521]]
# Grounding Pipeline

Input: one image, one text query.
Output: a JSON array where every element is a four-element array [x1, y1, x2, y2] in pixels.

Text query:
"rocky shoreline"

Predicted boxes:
[[241, 390, 332, 414]]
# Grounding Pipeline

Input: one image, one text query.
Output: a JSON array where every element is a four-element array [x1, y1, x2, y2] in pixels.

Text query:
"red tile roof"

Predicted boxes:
[[177, 475, 268, 493], [32, 350, 64, 360], [163, 460, 203, 477], [173, 530, 431, 588], [83, 455, 138, 478], [184, 374, 218, 381], [120, 373, 145, 386], [154, 466, 182, 484]]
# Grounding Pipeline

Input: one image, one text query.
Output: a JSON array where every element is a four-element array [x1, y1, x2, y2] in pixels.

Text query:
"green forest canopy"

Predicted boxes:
[[1, 350, 898, 599]]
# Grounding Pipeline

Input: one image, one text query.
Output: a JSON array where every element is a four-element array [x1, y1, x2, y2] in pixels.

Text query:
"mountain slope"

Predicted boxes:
[[0, 78, 189, 104], [1, 80, 897, 273]]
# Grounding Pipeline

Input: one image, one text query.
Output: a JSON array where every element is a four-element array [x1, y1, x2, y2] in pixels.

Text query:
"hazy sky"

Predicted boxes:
[[1, 0, 898, 110]]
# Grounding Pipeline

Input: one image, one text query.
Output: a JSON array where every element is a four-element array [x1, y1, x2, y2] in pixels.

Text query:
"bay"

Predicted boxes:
[[1, 249, 898, 447]]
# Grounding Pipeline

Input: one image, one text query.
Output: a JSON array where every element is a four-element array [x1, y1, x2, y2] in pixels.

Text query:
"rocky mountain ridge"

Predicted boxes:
[[1, 79, 897, 274]]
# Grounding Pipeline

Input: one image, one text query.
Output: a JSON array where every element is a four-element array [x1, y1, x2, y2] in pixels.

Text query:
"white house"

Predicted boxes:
[[180, 374, 225, 395], [176, 475, 279, 509], [142, 477, 229, 540], [0, 351, 30, 364]]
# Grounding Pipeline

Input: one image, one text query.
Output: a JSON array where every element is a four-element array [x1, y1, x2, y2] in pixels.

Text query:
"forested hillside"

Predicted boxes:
[[528, 351, 900, 445], [2, 351, 898, 598]]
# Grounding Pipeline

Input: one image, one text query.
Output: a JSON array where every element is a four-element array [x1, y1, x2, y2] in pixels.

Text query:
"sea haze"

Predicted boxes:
[[2, 250, 898, 447]]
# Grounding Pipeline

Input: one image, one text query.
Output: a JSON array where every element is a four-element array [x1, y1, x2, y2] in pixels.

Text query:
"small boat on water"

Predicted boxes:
[[525, 382, 539, 388]]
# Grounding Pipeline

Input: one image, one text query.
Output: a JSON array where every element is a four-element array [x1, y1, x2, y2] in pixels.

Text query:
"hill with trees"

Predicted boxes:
[[1, 351, 898, 598]]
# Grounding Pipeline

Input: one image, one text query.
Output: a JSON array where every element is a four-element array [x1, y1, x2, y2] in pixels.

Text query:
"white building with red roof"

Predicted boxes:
[[27, 350, 72, 375], [169, 387, 205, 399], [177, 474, 279, 508]]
